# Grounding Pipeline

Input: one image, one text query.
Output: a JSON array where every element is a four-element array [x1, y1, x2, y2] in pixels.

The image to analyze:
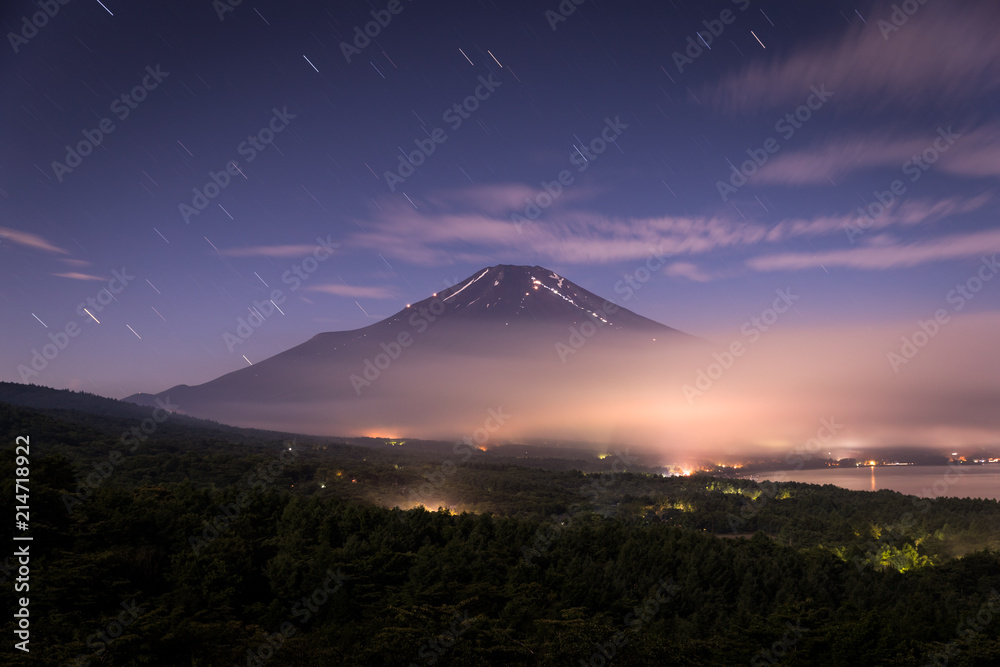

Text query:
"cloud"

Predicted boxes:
[[748, 228, 1000, 271], [350, 187, 991, 269], [891, 194, 992, 226], [421, 183, 598, 216], [0, 226, 69, 254], [305, 284, 396, 299], [706, 2, 1000, 113], [762, 195, 990, 241], [176, 313, 1000, 454], [665, 262, 712, 282], [350, 198, 767, 266], [219, 244, 325, 258], [752, 125, 1000, 186], [51, 272, 104, 281], [933, 126, 1000, 179], [671, 313, 1000, 452]]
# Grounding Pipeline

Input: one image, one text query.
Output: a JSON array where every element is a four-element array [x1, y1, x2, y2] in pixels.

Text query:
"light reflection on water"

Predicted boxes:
[[758, 465, 1000, 500]]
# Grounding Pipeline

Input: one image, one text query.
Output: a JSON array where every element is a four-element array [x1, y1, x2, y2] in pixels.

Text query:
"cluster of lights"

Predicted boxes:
[[530, 275, 611, 325], [855, 460, 915, 467]]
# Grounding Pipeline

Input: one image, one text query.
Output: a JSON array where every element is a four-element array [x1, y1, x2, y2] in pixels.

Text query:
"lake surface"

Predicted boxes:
[[756, 465, 1000, 500]]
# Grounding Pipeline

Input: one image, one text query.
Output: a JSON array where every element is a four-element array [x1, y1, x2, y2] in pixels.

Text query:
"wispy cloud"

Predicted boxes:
[[748, 228, 1000, 272], [665, 262, 713, 282], [350, 187, 990, 272], [219, 244, 326, 258], [763, 195, 991, 239], [421, 183, 597, 216], [706, 2, 1000, 113], [52, 272, 104, 281], [305, 284, 396, 299], [752, 125, 1000, 186], [350, 200, 763, 266], [1, 226, 69, 254], [58, 258, 93, 267]]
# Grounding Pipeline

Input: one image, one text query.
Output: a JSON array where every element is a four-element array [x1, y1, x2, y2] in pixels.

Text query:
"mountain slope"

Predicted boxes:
[[125, 265, 702, 441]]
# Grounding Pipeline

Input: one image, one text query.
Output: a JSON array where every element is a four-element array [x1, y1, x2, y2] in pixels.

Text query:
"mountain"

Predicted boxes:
[[0, 381, 316, 443], [125, 265, 703, 441]]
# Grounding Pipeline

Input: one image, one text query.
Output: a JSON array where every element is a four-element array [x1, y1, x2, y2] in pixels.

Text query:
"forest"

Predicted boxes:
[[2, 384, 999, 666]]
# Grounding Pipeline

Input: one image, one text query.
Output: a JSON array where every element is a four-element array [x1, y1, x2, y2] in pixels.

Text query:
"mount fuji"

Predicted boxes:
[[125, 265, 702, 441]]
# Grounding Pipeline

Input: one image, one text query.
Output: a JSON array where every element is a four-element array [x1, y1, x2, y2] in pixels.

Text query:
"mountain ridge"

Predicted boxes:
[[124, 264, 701, 439]]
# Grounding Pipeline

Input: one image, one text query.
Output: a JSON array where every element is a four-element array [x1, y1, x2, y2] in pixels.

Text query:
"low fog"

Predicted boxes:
[[170, 311, 1000, 463]]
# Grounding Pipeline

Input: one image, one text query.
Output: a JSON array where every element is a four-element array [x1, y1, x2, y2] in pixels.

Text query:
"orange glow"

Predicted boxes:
[[207, 314, 1000, 459], [362, 430, 400, 439]]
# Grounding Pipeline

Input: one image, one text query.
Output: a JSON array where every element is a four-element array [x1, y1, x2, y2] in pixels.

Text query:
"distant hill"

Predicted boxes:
[[0, 381, 316, 444], [0, 381, 647, 467]]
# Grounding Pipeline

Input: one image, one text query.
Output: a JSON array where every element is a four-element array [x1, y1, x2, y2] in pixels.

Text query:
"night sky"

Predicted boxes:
[[2, 0, 998, 451]]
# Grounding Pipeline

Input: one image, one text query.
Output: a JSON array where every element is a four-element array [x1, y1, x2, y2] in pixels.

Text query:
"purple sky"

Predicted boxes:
[[1, 1, 998, 451]]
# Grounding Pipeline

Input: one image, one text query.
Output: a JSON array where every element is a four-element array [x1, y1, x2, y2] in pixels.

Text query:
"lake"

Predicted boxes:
[[756, 465, 1000, 500]]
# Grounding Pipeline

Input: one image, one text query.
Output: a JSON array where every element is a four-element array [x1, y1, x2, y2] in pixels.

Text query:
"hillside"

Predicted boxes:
[[2, 391, 1000, 665]]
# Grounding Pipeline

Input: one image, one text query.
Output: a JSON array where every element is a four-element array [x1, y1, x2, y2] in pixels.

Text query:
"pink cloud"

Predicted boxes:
[[1, 226, 69, 254], [891, 193, 992, 225], [305, 284, 396, 299], [665, 262, 712, 282], [748, 228, 1000, 271], [421, 183, 599, 216], [220, 244, 326, 258], [349, 199, 768, 266], [753, 125, 1000, 186], [707, 2, 1000, 113], [51, 272, 104, 281], [351, 186, 988, 269]]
